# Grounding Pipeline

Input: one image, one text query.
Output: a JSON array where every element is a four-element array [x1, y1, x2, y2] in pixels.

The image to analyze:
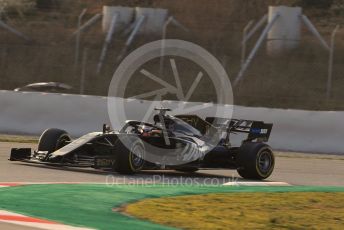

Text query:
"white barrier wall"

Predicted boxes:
[[232, 107, 344, 154], [0, 91, 110, 136], [0, 90, 343, 154]]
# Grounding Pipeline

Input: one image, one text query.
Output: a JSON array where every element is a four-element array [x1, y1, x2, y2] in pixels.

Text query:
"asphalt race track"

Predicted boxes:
[[1, 142, 343, 186]]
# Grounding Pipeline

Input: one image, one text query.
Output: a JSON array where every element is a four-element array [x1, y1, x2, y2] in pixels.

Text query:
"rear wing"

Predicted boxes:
[[205, 117, 273, 142]]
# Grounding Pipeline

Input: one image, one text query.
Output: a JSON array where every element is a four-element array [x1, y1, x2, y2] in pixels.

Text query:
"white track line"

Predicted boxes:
[[0, 182, 104, 185], [223, 181, 290, 186], [0, 210, 94, 230], [0, 181, 292, 186]]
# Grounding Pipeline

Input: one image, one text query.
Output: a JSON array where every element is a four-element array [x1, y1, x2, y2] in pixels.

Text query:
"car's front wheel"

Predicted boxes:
[[113, 139, 145, 174], [38, 128, 71, 153], [236, 142, 274, 180]]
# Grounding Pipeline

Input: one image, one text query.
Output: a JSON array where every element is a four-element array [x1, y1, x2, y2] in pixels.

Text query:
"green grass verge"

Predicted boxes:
[[0, 184, 343, 230]]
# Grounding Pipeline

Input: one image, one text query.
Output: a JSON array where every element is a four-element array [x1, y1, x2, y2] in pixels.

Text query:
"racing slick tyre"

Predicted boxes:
[[236, 142, 274, 180], [113, 139, 145, 174], [38, 128, 71, 153]]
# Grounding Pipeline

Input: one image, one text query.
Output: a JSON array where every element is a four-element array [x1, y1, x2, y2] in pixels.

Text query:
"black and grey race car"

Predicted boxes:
[[10, 108, 275, 179]]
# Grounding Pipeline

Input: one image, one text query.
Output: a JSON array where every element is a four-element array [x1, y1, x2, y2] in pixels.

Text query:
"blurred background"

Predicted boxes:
[[0, 0, 343, 110]]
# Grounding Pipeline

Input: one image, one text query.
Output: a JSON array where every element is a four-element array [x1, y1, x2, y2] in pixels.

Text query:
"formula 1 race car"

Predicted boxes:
[[9, 108, 274, 179]]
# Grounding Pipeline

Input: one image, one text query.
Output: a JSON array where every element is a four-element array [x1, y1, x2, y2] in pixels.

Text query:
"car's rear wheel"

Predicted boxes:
[[236, 142, 274, 180], [38, 128, 71, 153], [113, 139, 145, 174]]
